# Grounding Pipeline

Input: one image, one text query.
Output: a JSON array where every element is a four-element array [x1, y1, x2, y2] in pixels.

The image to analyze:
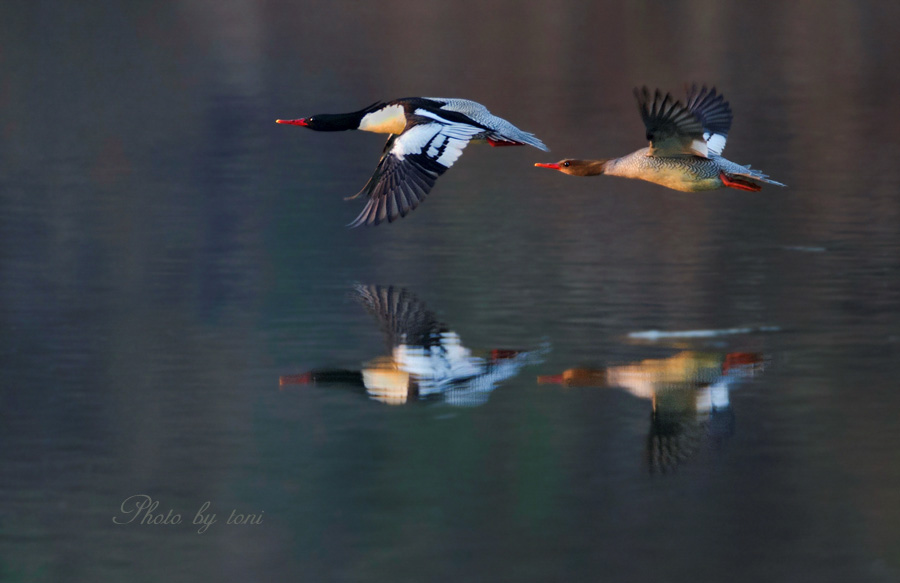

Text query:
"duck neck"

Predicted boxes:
[[579, 159, 609, 176], [311, 110, 369, 131], [309, 102, 388, 132]]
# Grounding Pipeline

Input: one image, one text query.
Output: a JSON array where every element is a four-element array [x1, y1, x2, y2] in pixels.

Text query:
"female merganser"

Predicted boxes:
[[277, 97, 548, 227], [535, 85, 785, 192], [538, 351, 765, 473]]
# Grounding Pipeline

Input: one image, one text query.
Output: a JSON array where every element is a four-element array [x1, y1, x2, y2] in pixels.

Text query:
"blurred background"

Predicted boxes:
[[1, 0, 899, 581]]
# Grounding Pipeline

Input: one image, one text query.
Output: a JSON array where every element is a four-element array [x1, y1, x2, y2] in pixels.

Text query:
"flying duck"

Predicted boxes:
[[534, 85, 785, 192], [277, 97, 548, 227]]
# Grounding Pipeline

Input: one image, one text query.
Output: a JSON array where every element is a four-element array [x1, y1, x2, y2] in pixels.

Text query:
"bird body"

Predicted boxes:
[[602, 148, 768, 192], [535, 86, 785, 192], [278, 97, 547, 226]]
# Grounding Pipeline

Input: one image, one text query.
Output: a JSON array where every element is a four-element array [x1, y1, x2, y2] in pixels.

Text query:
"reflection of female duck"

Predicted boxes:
[[535, 86, 785, 192], [280, 285, 540, 406], [539, 351, 764, 473]]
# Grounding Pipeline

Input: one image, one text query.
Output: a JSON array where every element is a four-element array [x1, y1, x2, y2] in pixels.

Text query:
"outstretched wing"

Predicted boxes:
[[635, 85, 733, 158], [348, 114, 483, 227], [353, 284, 447, 348]]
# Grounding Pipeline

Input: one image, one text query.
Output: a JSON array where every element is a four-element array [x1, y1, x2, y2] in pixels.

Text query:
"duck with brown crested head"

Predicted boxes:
[[535, 85, 785, 192]]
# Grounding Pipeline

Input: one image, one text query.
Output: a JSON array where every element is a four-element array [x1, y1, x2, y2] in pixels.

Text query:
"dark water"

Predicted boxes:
[[2, 1, 900, 581]]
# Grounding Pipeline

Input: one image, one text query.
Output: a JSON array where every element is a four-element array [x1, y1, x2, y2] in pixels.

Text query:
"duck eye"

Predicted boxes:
[[562, 161, 570, 167]]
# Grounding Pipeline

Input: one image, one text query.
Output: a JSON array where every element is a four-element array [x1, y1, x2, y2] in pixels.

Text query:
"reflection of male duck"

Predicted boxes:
[[280, 285, 542, 406], [539, 352, 764, 473]]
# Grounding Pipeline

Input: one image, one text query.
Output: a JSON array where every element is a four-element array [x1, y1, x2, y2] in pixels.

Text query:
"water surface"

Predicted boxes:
[[2, 1, 900, 582]]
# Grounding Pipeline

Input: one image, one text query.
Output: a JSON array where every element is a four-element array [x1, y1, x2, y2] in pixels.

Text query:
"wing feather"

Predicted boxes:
[[353, 284, 447, 348], [348, 119, 482, 227], [635, 85, 733, 158]]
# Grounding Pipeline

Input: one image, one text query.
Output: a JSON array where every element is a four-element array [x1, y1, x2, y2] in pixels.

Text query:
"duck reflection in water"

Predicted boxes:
[[539, 351, 765, 473], [281, 285, 544, 406]]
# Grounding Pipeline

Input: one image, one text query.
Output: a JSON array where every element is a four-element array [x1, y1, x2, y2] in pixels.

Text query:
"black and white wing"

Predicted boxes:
[[348, 114, 483, 227], [353, 284, 447, 348], [634, 85, 732, 158]]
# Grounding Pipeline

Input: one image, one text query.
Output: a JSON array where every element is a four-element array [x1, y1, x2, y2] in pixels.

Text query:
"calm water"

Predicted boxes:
[[2, 1, 900, 581]]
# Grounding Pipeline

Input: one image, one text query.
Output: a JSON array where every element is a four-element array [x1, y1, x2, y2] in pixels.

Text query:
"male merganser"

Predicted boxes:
[[277, 98, 548, 227], [535, 85, 785, 192], [279, 284, 542, 406]]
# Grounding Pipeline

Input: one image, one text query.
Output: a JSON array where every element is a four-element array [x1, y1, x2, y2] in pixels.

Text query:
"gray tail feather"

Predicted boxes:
[[491, 122, 549, 151], [501, 128, 548, 151], [522, 134, 550, 152], [490, 129, 548, 151], [746, 167, 786, 187], [735, 164, 787, 186]]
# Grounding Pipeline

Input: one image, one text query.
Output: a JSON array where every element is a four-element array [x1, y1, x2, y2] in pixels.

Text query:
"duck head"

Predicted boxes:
[[534, 159, 608, 176], [276, 102, 388, 132], [276, 111, 366, 131]]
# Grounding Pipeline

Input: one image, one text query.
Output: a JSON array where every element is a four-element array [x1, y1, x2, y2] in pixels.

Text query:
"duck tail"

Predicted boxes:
[[485, 128, 548, 151]]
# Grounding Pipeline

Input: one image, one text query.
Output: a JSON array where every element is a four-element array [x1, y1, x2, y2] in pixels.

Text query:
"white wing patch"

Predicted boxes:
[[704, 132, 727, 157], [394, 113, 482, 169], [393, 125, 442, 159], [414, 108, 455, 124], [434, 125, 482, 167]]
